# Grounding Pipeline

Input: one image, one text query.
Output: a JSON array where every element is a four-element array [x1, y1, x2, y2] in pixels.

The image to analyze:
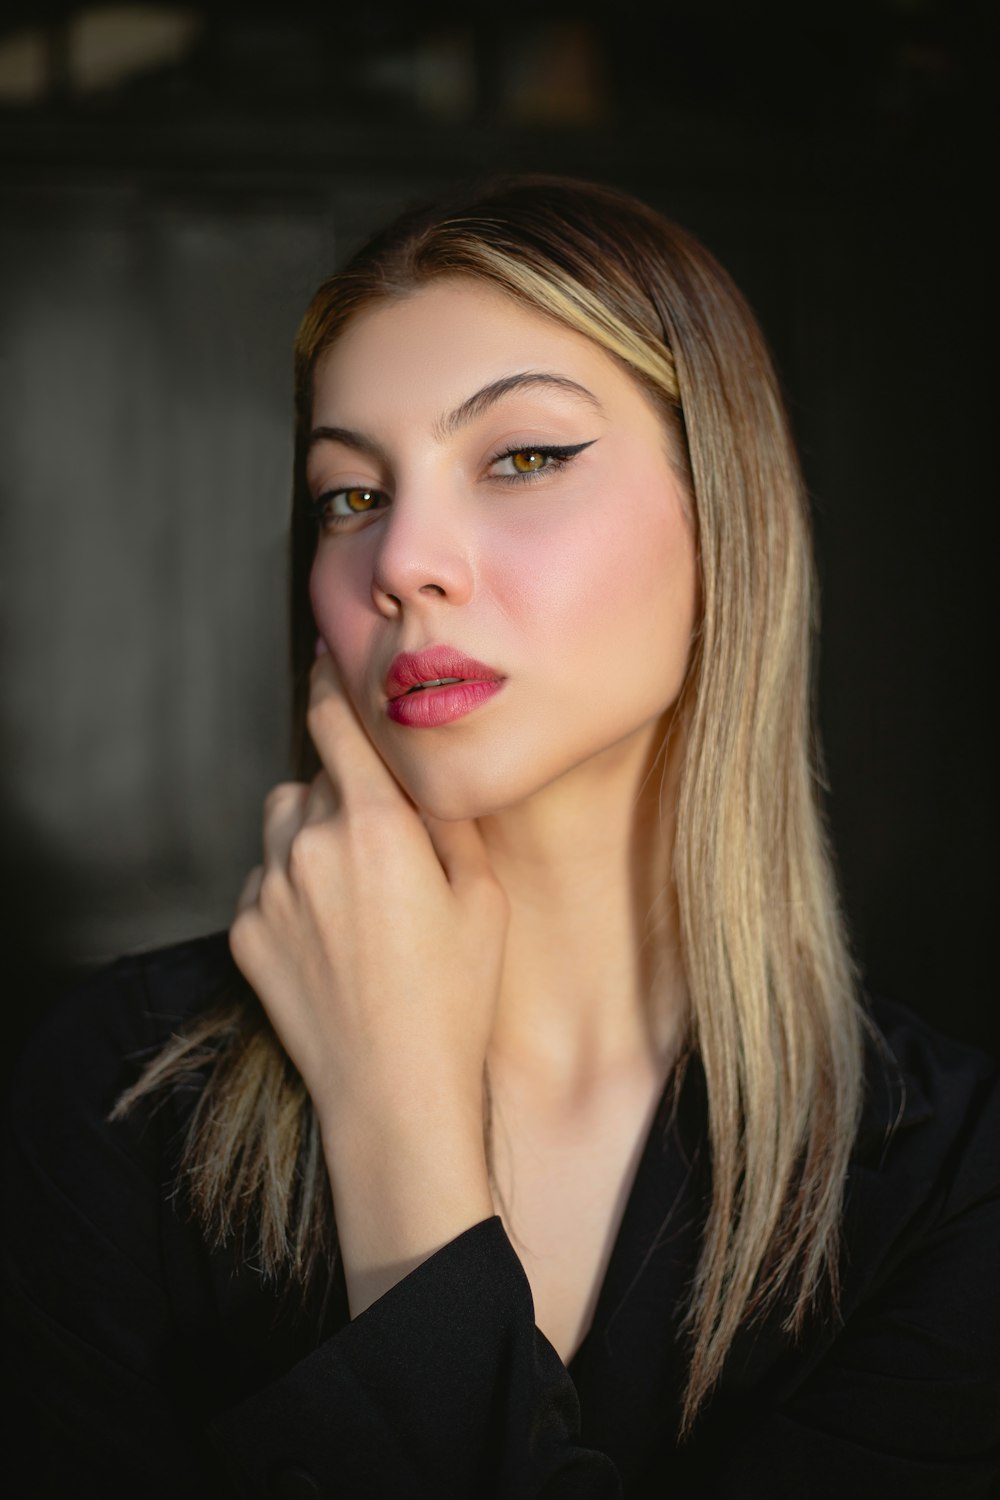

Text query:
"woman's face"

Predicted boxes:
[[307, 276, 698, 820]]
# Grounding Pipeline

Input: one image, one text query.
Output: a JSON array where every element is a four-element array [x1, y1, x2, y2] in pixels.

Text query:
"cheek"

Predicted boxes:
[[484, 477, 695, 655], [309, 549, 374, 677]]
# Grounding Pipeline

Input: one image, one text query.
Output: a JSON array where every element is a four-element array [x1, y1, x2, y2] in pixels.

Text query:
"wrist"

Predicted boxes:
[[319, 1083, 494, 1318], [316, 1056, 486, 1151]]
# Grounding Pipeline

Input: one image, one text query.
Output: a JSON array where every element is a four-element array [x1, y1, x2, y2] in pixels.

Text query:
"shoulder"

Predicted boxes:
[[6, 930, 244, 1157], [856, 992, 999, 1212], [841, 993, 1000, 1352], [715, 1001, 1000, 1492], [3, 935, 256, 1492]]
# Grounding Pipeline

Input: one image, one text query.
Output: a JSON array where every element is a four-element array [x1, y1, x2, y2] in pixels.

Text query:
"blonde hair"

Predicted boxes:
[[115, 176, 864, 1432]]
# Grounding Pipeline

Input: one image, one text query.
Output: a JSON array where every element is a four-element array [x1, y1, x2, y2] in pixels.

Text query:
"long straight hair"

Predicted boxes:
[[115, 176, 864, 1432]]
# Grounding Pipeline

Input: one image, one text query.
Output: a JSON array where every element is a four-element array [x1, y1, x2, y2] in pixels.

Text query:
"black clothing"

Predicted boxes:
[[3, 932, 999, 1498]]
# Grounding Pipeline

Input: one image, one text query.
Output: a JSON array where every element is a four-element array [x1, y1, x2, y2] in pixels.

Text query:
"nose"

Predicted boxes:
[[370, 494, 475, 616]]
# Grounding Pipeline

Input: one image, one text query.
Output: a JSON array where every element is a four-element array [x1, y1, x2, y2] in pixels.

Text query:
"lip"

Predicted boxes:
[[387, 679, 505, 728], [384, 646, 504, 701]]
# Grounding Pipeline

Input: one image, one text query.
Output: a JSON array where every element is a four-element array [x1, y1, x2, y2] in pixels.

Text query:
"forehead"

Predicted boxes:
[[311, 276, 650, 423]]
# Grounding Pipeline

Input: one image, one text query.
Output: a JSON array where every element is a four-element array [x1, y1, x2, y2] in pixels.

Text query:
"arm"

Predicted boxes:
[[221, 651, 626, 1496], [210, 1216, 621, 1499], [228, 652, 505, 1317], [3, 952, 622, 1500]]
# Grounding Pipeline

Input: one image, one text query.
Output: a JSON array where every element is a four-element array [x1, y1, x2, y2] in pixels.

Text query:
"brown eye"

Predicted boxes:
[[308, 486, 388, 529], [489, 441, 595, 485]]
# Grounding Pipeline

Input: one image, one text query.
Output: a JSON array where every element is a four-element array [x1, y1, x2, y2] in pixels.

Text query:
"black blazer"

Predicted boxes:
[[3, 933, 999, 1498]]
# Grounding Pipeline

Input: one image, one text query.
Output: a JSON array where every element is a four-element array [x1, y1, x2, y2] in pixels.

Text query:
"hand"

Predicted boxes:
[[230, 651, 509, 1136]]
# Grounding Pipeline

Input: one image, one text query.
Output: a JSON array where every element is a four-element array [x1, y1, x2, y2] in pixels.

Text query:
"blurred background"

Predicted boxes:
[[0, 0, 995, 1081]]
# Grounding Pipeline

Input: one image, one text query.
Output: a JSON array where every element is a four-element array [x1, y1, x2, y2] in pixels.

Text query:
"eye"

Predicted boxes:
[[506, 449, 548, 474], [307, 487, 388, 529], [489, 441, 596, 483]]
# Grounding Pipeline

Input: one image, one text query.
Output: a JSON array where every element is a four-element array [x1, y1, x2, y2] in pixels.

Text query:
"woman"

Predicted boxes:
[[5, 177, 998, 1498]]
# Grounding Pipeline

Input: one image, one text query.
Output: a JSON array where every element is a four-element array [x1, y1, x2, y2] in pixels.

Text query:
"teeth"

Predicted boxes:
[[408, 677, 465, 693]]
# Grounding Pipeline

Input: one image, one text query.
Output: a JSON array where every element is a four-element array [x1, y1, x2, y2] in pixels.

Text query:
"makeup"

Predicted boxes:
[[385, 646, 505, 728], [387, 678, 505, 728], [307, 277, 697, 819]]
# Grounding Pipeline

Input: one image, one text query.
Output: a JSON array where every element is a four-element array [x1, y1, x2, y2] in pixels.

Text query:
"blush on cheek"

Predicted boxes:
[[309, 557, 373, 686], [308, 562, 332, 652]]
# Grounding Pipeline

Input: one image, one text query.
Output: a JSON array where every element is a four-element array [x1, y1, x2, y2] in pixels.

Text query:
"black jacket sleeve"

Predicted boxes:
[[2, 954, 621, 1500], [210, 1217, 620, 1499], [5, 947, 999, 1499]]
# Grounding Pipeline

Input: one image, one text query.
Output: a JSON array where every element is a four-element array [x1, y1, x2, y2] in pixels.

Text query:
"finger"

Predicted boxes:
[[302, 769, 340, 827], [307, 652, 409, 808], [262, 782, 310, 870], [236, 864, 263, 914]]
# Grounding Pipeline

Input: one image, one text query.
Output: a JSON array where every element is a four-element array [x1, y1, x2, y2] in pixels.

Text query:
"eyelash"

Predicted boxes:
[[489, 440, 594, 484], [306, 441, 595, 531]]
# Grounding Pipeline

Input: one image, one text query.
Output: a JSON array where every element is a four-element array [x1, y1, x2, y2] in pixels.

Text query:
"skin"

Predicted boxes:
[[230, 277, 699, 1344]]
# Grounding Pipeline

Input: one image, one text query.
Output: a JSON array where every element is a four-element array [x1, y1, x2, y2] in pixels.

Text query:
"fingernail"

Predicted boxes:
[[314, 636, 329, 657]]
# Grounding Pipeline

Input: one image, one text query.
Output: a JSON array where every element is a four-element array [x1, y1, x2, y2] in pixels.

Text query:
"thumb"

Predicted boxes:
[[423, 814, 501, 896]]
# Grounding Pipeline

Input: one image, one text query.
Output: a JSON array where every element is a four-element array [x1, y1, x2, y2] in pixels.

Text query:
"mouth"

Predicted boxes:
[[401, 677, 466, 695], [384, 647, 503, 702]]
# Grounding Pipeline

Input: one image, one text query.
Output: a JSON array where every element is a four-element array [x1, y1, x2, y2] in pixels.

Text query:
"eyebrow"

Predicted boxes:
[[307, 371, 604, 459], [433, 371, 605, 440]]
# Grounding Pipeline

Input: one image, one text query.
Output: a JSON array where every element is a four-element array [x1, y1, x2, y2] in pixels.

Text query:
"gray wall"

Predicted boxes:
[[0, 4, 994, 1067], [1, 181, 420, 966]]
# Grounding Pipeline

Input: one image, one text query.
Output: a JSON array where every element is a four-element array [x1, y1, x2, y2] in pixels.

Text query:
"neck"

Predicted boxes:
[[480, 713, 687, 1101]]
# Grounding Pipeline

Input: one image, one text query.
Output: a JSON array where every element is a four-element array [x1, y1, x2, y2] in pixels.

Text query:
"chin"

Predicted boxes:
[[392, 769, 524, 823], [372, 740, 537, 823]]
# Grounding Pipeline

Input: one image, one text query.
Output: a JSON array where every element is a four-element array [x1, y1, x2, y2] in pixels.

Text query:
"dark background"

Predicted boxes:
[[0, 0, 995, 1086]]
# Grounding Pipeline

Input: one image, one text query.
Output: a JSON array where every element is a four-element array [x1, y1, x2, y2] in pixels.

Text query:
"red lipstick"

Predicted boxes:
[[384, 646, 505, 728]]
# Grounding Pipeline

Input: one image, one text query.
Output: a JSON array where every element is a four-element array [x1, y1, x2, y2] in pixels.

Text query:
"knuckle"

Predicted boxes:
[[256, 864, 287, 911], [306, 692, 340, 739], [228, 908, 261, 973], [264, 781, 305, 818], [287, 822, 328, 884]]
